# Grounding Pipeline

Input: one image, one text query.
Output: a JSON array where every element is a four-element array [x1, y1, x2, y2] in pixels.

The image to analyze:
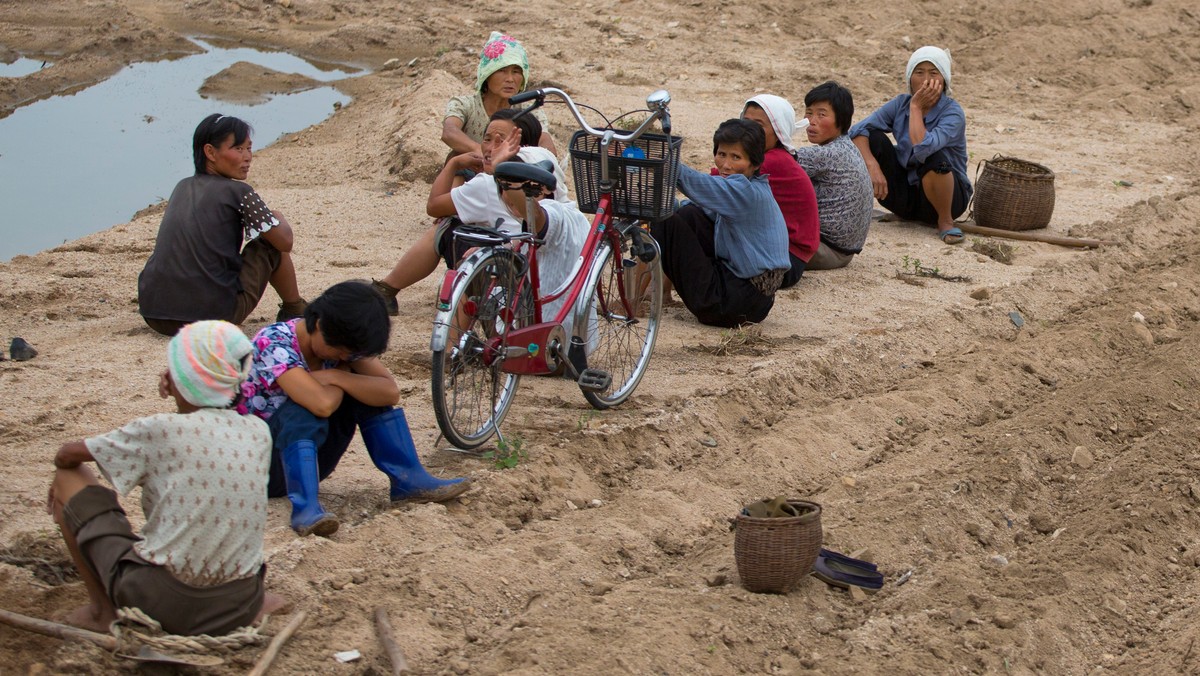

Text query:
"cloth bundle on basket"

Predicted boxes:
[[972, 155, 1056, 231], [734, 497, 822, 594]]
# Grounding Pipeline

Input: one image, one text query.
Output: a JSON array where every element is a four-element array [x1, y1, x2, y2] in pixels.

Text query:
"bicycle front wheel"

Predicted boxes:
[[571, 226, 663, 409], [431, 249, 532, 449]]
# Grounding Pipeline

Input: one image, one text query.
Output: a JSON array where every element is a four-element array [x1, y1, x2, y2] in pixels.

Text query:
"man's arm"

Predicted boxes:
[[428, 154, 483, 217]]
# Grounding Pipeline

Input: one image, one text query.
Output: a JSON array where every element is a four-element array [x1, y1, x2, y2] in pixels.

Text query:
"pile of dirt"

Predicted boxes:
[[1, 0, 1199, 673]]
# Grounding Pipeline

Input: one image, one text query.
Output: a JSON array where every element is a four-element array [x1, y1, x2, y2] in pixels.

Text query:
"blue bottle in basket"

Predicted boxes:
[[622, 145, 646, 174]]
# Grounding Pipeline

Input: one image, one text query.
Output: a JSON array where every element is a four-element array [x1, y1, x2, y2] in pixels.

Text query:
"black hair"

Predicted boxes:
[[804, 81, 855, 135], [303, 281, 391, 359], [712, 118, 765, 171], [490, 107, 543, 147], [192, 113, 253, 175]]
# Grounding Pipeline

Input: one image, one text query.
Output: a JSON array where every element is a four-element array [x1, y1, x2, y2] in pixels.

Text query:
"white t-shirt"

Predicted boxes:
[[450, 178, 592, 339], [450, 173, 520, 234], [537, 199, 592, 340], [86, 409, 272, 586]]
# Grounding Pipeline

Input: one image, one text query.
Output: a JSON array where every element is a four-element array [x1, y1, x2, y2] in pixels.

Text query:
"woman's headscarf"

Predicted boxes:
[[741, 94, 802, 156], [476, 32, 531, 94], [906, 46, 953, 95], [167, 320, 253, 408]]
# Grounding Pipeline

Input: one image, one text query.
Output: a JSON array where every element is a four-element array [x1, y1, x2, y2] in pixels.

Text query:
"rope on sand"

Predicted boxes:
[[111, 607, 266, 654]]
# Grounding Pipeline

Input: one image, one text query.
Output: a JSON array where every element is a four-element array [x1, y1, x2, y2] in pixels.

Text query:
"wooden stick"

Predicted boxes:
[[958, 223, 1121, 249], [0, 608, 118, 650], [373, 607, 409, 674], [248, 610, 307, 676]]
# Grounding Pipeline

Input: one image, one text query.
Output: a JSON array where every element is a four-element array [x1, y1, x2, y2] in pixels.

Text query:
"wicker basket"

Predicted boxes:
[[734, 499, 823, 594], [973, 155, 1056, 231], [568, 130, 683, 221]]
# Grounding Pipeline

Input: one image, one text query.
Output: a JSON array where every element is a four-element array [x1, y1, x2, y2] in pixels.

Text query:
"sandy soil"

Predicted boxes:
[[2, 0, 1200, 673]]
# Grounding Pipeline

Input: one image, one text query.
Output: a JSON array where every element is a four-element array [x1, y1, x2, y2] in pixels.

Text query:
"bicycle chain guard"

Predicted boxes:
[[498, 322, 568, 376]]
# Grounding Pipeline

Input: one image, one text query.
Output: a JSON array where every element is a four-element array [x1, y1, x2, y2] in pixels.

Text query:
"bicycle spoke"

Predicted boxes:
[[575, 238, 662, 409], [432, 251, 527, 449]]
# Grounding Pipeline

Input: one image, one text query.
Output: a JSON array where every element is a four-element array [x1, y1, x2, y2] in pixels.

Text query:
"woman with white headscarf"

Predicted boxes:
[[740, 94, 820, 288], [849, 46, 972, 244]]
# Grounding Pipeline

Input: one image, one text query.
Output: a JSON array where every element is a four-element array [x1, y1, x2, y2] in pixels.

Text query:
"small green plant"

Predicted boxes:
[[484, 436, 527, 469], [898, 255, 972, 283], [612, 112, 649, 131], [577, 410, 598, 431]]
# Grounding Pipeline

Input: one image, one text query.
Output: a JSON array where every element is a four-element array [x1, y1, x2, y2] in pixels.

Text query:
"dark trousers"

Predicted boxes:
[[868, 129, 969, 226], [265, 397, 391, 497], [650, 204, 775, 328], [781, 252, 806, 289], [143, 238, 281, 336], [64, 485, 264, 636]]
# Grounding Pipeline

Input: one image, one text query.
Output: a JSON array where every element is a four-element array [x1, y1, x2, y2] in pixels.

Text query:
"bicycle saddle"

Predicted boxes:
[[493, 160, 557, 194]]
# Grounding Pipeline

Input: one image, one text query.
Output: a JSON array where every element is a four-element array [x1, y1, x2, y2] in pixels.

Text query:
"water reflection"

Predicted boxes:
[[0, 57, 50, 78], [0, 38, 365, 261]]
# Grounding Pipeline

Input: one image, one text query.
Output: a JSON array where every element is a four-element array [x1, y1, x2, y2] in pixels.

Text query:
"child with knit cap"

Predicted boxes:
[[441, 31, 557, 159], [47, 320, 281, 635]]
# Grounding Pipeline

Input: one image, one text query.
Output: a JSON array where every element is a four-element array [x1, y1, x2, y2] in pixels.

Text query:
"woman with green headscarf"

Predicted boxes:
[[442, 32, 557, 159]]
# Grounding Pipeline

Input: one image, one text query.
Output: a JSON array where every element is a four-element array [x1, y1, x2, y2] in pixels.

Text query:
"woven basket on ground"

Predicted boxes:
[[734, 500, 822, 594], [973, 155, 1056, 231]]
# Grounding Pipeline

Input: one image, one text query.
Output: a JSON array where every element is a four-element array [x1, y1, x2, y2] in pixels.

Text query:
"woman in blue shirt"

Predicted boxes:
[[650, 119, 789, 327], [850, 46, 972, 244]]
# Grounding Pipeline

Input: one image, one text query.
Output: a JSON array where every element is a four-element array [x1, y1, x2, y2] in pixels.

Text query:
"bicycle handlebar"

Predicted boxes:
[[509, 87, 673, 140]]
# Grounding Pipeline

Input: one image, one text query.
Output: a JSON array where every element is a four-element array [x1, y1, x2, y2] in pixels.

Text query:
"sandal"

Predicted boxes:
[[812, 553, 885, 590], [938, 227, 965, 245]]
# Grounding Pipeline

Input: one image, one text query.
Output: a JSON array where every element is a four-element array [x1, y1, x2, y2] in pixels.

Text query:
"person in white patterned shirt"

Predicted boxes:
[[46, 320, 285, 635]]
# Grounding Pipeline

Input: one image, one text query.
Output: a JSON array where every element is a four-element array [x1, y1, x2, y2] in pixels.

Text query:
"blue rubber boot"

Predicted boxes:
[[282, 440, 339, 536], [361, 408, 471, 503]]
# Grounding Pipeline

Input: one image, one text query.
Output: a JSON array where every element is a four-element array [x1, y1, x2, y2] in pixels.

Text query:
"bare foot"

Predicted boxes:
[[255, 592, 292, 622], [61, 604, 116, 633]]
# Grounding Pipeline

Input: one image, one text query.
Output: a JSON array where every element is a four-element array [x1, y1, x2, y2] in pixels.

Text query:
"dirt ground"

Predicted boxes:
[[2, 0, 1200, 673]]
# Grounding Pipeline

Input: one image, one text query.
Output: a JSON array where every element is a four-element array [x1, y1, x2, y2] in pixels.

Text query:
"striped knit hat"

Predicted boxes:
[[167, 320, 253, 408]]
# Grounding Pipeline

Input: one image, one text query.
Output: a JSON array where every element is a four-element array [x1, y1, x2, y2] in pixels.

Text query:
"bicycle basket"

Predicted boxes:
[[569, 131, 683, 221]]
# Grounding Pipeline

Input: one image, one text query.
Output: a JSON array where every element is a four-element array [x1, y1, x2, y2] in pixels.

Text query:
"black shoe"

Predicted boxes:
[[371, 280, 400, 316], [277, 299, 308, 322]]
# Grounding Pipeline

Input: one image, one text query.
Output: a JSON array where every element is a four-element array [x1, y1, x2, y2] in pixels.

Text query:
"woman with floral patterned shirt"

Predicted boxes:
[[240, 281, 470, 537]]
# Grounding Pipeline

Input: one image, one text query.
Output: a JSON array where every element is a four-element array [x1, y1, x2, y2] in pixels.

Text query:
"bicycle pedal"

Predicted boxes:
[[577, 368, 612, 392]]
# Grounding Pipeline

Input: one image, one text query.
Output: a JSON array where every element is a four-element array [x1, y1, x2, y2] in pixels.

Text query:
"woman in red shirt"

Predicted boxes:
[[740, 95, 820, 288]]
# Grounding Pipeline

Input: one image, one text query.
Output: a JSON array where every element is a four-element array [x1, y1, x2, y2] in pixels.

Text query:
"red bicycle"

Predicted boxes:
[[429, 87, 682, 449]]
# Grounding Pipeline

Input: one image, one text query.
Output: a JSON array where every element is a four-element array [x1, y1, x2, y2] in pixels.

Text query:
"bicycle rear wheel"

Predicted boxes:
[[431, 249, 532, 449], [571, 224, 663, 409]]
